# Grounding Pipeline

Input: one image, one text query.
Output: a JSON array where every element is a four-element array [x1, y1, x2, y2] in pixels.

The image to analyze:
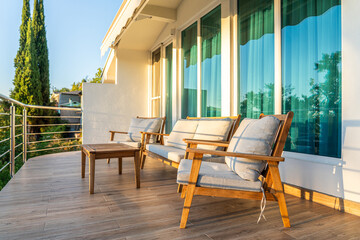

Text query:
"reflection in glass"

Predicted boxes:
[[238, 0, 275, 119], [201, 6, 221, 117], [282, 0, 341, 157], [181, 22, 198, 118], [165, 43, 173, 134]]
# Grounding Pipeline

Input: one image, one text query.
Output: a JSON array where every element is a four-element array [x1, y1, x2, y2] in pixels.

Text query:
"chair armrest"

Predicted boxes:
[[183, 138, 229, 148], [140, 132, 170, 136], [186, 148, 284, 162], [109, 131, 128, 141], [109, 130, 128, 134], [140, 132, 170, 146]]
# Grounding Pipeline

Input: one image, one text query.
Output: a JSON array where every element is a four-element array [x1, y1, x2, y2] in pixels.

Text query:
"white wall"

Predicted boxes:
[[279, 0, 360, 204], [82, 48, 148, 144]]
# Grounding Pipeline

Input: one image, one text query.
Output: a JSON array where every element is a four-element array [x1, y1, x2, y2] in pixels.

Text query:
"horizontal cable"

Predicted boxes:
[[0, 138, 10, 144], [28, 123, 81, 127], [14, 152, 23, 160], [0, 149, 10, 159], [15, 125, 23, 128], [0, 113, 10, 116], [15, 143, 23, 149], [0, 162, 10, 173], [27, 144, 81, 153], [27, 115, 81, 119], [27, 130, 81, 136], [28, 137, 80, 144], [0, 126, 10, 130], [15, 114, 23, 117], [15, 134, 23, 138]]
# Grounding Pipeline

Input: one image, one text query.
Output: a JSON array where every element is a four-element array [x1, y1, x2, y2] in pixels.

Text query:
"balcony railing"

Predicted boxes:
[[0, 93, 82, 178]]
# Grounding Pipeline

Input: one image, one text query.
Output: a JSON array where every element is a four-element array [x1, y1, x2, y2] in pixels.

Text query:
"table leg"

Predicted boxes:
[[134, 151, 140, 188], [81, 151, 86, 178], [118, 157, 122, 175], [89, 153, 95, 194]]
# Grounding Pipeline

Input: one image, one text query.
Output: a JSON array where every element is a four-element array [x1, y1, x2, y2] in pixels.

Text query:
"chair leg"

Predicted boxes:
[[177, 184, 183, 193], [140, 153, 146, 169], [107, 158, 110, 164], [277, 192, 290, 228], [118, 158, 122, 174], [180, 184, 196, 228], [268, 163, 290, 228], [181, 186, 187, 199]]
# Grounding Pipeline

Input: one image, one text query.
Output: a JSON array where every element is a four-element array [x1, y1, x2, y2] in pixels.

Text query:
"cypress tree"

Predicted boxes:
[[14, 21, 43, 107], [11, 0, 30, 100], [33, 0, 50, 105]]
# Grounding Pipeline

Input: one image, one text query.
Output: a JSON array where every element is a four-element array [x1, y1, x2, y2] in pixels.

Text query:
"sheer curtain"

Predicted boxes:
[[181, 23, 198, 118], [238, 0, 275, 119], [201, 6, 221, 117], [282, 0, 341, 157]]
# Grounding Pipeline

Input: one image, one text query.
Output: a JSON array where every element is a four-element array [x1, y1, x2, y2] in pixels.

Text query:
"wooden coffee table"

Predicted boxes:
[[81, 143, 140, 194]]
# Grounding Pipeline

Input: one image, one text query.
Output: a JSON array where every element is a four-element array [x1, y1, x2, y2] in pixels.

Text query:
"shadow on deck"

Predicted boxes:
[[0, 151, 359, 239]]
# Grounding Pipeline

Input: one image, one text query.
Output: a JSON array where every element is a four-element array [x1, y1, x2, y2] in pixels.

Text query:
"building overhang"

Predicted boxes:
[[101, 0, 180, 56]]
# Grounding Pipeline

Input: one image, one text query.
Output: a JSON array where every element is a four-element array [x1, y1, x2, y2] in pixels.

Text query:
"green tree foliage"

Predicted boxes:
[[51, 87, 71, 93], [12, 21, 43, 108], [11, 0, 31, 100], [91, 68, 103, 83], [32, 0, 50, 105], [71, 68, 103, 91]]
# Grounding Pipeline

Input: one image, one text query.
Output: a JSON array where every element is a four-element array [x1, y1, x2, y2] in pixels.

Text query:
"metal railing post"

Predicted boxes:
[[9, 105, 15, 177], [23, 108, 27, 162]]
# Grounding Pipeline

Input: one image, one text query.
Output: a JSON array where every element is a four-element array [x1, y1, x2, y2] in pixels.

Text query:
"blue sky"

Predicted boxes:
[[0, 0, 122, 95]]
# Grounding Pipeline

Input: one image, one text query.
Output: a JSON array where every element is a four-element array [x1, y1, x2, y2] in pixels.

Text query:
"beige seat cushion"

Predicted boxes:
[[193, 118, 233, 150], [126, 118, 162, 143], [146, 144, 186, 163], [146, 144, 219, 163], [165, 120, 199, 150], [225, 116, 280, 181], [109, 141, 141, 148], [177, 159, 262, 192]]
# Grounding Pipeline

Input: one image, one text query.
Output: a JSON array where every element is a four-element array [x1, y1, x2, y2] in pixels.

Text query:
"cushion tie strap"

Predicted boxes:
[[257, 186, 267, 224]]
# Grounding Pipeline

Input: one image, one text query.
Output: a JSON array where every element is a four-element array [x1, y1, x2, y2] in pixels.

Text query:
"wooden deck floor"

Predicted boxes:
[[0, 151, 359, 239]]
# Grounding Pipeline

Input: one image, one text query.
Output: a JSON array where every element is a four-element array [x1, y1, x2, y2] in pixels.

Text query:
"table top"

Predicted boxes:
[[82, 143, 139, 154]]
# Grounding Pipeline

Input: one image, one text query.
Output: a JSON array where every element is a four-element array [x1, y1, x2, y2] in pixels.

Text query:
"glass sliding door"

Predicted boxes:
[[238, 0, 275, 118], [165, 43, 173, 133], [151, 48, 161, 117], [181, 22, 198, 118], [201, 6, 221, 117], [281, 0, 341, 157]]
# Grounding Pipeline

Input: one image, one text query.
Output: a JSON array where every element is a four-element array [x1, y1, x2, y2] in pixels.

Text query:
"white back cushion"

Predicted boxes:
[[225, 116, 280, 181], [165, 120, 199, 149], [126, 118, 162, 143], [193, 118, 233, 150]]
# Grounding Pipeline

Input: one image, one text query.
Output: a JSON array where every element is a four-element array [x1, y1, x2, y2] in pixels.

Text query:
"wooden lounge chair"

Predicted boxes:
[[107, 116, 166, 164], [177, 112, 294, 228], [140, 115, 241, 169]]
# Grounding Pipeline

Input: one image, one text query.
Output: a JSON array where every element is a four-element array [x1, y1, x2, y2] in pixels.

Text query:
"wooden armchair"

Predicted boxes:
[[178, 112, 294, 229], [140, 115, 241, 169], [107, 116, 166, 164]]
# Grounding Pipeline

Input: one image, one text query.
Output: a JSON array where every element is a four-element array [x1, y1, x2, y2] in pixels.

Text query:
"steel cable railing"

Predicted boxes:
[[0, 93, 82, 178]]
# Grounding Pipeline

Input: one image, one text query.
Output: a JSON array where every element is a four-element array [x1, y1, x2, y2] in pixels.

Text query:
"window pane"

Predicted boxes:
[[238, 0, 275, 119], [282, 0, 341, 157], [152, 49, 161, 98], [181, 22, 198, 118], [165, 43, 173, 134], [152, 99, 160, 117], [201, 6, 221, 117]]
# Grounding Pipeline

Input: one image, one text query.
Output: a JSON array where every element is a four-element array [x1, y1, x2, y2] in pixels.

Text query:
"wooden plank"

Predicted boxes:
[[0, 151, 359, 239]]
